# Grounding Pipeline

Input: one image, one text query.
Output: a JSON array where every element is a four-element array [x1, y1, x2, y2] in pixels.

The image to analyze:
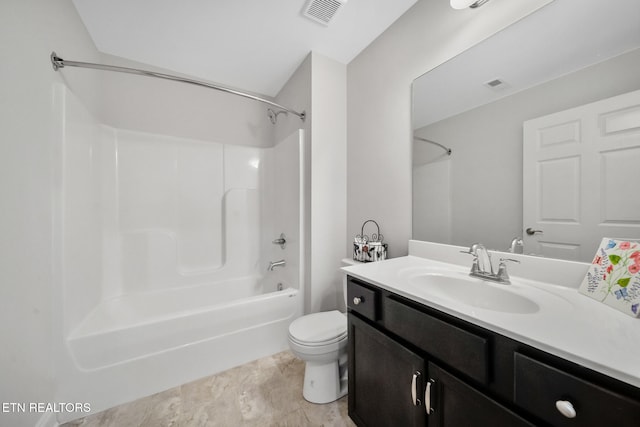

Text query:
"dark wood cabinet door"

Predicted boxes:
[[348, 314, 427, 427], [428, 362, 534, 427]]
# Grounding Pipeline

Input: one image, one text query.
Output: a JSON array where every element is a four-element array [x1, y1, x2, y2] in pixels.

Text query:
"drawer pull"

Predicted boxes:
[[425, 379, 434, 414], [555, 400, 577, 418], [411, 371, 421, 406], [353, 296, 364, 305]]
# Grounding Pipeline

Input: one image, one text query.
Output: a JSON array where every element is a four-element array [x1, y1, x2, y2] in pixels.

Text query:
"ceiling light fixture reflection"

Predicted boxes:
[[450, 0, 490, 9]]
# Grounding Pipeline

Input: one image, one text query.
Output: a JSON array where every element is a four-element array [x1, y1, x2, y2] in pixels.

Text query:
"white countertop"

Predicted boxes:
[[342, 248, 640, 389]]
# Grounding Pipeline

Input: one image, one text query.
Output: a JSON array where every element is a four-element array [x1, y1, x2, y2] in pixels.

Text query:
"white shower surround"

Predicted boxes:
[[53, 84, 304, 422]]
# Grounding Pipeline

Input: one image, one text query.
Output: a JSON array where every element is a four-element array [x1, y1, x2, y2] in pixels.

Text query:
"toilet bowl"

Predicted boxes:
[[287, 259, 355, 404], [288, 310, 348, 403]]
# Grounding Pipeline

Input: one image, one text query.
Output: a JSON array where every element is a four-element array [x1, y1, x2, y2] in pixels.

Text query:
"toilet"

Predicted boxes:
[[287, 260, 354, 404]]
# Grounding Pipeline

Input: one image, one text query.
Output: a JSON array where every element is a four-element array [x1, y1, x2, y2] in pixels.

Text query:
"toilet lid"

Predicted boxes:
[[289, 310, 347, 345]]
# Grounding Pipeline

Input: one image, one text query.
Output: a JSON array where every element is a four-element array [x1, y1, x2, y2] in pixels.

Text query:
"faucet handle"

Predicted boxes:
[[497, 258, 520, 282], [470, 257, 481, 274], [272, 233, 286, 249], [460, 250, 481, 274]]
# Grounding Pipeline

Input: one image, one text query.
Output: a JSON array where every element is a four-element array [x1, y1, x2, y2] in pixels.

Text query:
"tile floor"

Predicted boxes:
[[63, 351, 356, 427]]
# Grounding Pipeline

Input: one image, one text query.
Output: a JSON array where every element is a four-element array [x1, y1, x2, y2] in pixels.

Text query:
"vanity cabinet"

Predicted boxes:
[[347, 276, 640, 427]]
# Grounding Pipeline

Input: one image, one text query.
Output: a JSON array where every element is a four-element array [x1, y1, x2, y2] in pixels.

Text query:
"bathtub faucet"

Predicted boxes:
[[268, 259, 286, 271]]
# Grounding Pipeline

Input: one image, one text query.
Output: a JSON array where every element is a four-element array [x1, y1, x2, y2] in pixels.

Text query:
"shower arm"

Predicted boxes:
[[50, 52, 306, 122]]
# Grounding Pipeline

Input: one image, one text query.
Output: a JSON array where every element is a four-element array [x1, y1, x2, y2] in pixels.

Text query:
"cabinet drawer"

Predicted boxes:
[[347, 278, 379, 321], [384, 297, 489, 384], [514, 352, 640, 427]]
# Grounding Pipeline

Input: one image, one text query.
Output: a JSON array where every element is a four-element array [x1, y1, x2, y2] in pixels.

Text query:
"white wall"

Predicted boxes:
[[275, 52, 347, 313], [309, 54, 347, 312], [97, 54, 274, 147], [347, 0, 553, 258], [413, 158, 452, 244], [0, 1, 101, 426]]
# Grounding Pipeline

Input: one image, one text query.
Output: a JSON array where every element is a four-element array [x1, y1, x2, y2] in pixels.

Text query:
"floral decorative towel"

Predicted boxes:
[[579, 238, 640, 317]]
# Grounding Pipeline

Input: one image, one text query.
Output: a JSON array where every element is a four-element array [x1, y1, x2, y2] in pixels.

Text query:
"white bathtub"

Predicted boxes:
[[58, 277, 300, 423]]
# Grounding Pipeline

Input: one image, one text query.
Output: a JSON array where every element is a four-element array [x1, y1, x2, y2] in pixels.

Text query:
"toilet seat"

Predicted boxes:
[[288, 310, 347, 346]]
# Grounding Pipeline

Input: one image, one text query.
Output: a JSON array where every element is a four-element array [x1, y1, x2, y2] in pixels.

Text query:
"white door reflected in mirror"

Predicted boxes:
[[523, 89, 640, 262]]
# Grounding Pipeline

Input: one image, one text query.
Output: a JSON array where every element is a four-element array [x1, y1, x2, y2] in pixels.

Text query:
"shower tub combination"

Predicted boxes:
[[53, 83, 305, 423]]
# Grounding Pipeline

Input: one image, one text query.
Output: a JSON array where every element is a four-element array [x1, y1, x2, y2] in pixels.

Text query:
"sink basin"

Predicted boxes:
[[407, 273, 540, 314]]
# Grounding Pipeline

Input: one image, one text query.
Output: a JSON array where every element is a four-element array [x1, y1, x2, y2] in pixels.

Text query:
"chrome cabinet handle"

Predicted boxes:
[[353, 296, 363, 305], [411, 372, 421, 406], [555, 400, 576, 418], [425, 379, 434, 414], [526, 227, 543, 235]]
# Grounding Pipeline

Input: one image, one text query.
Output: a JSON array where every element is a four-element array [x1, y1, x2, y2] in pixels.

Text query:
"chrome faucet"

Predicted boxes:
[[461, 243, 519, 284], [470, 243, 494, 275], [268, 259, 286, 271]]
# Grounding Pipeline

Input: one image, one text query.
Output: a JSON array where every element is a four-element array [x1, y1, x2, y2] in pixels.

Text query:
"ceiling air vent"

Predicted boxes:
[[302, 0, 347, 26], [484, 78, 510, 90]]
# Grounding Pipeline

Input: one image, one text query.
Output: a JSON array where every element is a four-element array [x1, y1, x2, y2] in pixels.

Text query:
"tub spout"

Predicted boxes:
[[268, 259, 286, 271]]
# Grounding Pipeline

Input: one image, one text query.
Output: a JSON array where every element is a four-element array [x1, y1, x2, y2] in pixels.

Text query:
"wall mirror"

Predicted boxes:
[[412, 0, 640, 262]]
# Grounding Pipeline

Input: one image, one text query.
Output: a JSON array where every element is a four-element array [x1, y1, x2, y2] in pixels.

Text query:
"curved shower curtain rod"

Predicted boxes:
[[414, 136, 452, 155], [50, 52, 306, 123]]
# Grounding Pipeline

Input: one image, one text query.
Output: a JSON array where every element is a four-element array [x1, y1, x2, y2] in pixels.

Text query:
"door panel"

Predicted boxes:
[[537, 156, 581, 222], [348, 314, 427, 427], [601, 148, 640, 222], [428, 362, 534, 427]]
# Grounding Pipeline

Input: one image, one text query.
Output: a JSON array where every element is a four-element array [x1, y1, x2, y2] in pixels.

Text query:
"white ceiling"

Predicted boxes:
[[413, 0, 640, 129], [72, 0, 417, 97]]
